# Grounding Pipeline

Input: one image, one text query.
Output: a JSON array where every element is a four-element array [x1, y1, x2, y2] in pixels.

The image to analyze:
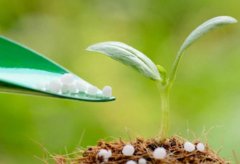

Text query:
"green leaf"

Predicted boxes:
[[87, 41, 163, 81], [156, 65, 167, 85], [179, 16, 237, 54], [0, 36, 115, 102], [169, 16, 237, 85]]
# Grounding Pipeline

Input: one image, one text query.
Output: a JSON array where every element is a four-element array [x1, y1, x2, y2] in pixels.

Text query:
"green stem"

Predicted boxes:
[[157, 50, 184, 138], [157, 83, 170, 138], [157, 48, 185, 138], [168, 50, 184, 89]]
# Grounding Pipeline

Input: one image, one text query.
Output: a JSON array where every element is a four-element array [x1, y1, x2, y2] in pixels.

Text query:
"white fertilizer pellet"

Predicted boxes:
[[62, 84, 78, 94], [138, 158, 147, 164], [61, 83, 70, 93], [87, 86, 98, 95], [196, 143, 205, 152], [98, 149, 112, 162], [153, 147, 167, 159], [98, 149, 108, 157], [126, 160, 137, 164], [36, 73, 113, 97], [60, 73, 79, 93], [60, 73, 76, 84], [122, 144, 135, 156], [102, 86, 112, 97], [66, 83, 79, 93], [184, 141, 195, 152], [74, 81, 87, 92], [36, 82, 47, 91], [105, 150, 112, 159], [46, 80, 62, 93]]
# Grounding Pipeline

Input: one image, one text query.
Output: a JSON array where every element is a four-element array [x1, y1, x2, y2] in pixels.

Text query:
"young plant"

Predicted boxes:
[[87, 16, 237, 138]]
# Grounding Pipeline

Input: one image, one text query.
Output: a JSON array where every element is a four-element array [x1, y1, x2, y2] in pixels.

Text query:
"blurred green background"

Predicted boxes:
[[0, 0, 240, 163]]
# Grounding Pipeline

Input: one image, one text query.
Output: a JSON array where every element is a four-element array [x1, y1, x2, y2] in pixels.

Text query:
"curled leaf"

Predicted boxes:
[[87, 42, 163, 81], [179, 16, 237, 55], [169, 16, 237, 84]]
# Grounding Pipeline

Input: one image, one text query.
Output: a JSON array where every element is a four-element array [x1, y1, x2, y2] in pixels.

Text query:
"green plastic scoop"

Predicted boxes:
[[0, 36, 115, 102]]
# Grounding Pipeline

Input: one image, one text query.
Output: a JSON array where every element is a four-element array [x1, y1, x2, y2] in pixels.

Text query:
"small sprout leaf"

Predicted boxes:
[[169, 16, 237, 85], [87, 42, 163, 81], [156, 64, 167, 85], [179, 16, 237, 54]]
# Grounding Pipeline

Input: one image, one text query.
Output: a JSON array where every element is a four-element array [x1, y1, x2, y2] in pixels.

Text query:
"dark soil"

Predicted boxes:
[[53, 136, 228, 164]]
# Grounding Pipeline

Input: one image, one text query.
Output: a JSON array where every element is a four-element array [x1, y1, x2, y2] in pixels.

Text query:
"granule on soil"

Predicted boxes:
[[53, 136, 228, 164]]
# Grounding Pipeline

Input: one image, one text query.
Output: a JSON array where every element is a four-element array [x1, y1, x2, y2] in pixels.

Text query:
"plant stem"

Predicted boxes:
[[157, 50, 183, 138], [157, 83, 170, 138], [168, 50, 184, 89]]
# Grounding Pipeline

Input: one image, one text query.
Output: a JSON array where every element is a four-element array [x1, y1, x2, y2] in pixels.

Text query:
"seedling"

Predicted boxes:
[[87, 16, 237, 137]]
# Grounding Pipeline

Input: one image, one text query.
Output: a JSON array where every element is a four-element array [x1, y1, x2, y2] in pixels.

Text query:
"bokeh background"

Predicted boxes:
[[0, 0, 240, 163]]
